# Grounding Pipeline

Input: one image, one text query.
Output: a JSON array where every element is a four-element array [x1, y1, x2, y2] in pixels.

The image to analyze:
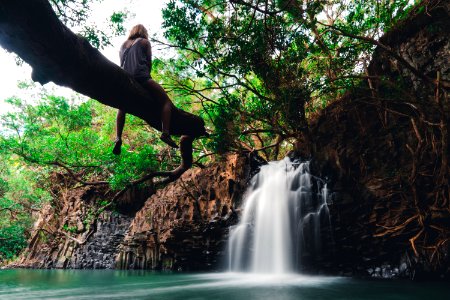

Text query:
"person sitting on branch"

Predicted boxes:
[[113, 24, 178, 154]]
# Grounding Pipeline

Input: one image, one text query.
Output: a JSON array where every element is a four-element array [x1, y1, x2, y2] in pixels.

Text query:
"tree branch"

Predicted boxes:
[[52, 161, 109, 186], [229, 0, 293, 16], [317, 21, 450, 89], [0, 0, 207, 182]]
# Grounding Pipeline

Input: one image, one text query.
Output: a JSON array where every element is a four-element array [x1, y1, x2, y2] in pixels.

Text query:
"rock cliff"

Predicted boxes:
[[12, 154, 258, 271], [302, 1, 450, 279], [11, 174, 150, 269], [116, 154, 256, 271]]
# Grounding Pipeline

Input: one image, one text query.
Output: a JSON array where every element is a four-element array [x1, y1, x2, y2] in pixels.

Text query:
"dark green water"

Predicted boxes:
[[0, 270, 448, 300]]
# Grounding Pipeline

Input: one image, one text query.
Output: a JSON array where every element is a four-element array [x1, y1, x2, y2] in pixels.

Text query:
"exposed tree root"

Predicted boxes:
[[409, 228, 425, 257], [374, 215, 419, 237], [370, 70, 449, 269]]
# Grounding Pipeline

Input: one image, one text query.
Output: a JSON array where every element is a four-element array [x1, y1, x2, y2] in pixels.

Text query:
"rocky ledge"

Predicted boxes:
[[11, 153, 259, 271], [116, 153, 257, 271]]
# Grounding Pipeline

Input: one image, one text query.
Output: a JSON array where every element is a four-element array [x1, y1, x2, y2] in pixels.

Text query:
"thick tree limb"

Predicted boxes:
[[0, 0, 207, 137], [229, 0, 294, 16], [0, 0, 208, 178]]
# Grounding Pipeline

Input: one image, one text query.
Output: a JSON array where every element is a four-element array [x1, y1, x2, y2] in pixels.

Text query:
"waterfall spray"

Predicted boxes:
[[228, 158, 331, 274]]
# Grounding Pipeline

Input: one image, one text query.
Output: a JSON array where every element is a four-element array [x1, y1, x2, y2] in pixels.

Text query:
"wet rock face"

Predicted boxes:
[[12, 177, 151, 269], [14, 153, 256, 271], [65, 213, 133, 269], [303, 3, 450, 279], [116, 154, 254, 271], [370, 1, 450, 100]]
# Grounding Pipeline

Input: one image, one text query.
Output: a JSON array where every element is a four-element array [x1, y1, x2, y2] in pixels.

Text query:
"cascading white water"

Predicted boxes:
[[228, 158, 330, 274]]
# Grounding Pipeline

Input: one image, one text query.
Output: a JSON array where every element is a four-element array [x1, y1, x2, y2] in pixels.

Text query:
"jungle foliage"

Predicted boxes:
[[0, 84, 183, 262], [157, 0, 417, 159], [49, 0, 128, 49]]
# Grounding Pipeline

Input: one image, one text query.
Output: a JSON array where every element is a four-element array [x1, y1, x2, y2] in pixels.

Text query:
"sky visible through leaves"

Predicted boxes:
[[0, 0, 169, 114]]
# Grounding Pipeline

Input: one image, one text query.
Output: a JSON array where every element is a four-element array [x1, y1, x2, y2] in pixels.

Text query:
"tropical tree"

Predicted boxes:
[[0, 89, 183, 262], [0, 0, 208, 181], [156, 0, 417, 160]]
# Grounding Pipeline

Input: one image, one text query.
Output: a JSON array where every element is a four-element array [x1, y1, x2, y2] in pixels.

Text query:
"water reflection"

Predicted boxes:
[[0, 270, 448, 300]]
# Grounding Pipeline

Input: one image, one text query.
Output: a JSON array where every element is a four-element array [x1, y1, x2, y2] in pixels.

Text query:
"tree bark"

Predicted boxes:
[[0, 0, 207, 138]]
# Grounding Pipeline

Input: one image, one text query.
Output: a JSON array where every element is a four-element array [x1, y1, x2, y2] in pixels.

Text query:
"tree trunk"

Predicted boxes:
[[0, 0, 207, 138]]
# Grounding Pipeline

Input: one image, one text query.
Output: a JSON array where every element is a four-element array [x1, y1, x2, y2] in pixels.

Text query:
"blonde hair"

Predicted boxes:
[[128, 24, 148, 40]]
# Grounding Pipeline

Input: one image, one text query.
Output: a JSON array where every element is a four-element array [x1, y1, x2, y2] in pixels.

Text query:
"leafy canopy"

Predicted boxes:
[[158, 0, 416, 159]]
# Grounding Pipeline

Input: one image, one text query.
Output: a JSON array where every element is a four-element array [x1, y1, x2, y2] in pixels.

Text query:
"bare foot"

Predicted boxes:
[[160, 132, 178, 148], [112, 138, 122, 155]]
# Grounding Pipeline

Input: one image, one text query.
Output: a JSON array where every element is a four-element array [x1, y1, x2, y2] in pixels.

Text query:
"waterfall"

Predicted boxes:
[[228, 158, 331, 274]]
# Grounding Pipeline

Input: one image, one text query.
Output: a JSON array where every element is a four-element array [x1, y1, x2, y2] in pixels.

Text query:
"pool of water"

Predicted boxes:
[[0, 270, 448, 300]]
